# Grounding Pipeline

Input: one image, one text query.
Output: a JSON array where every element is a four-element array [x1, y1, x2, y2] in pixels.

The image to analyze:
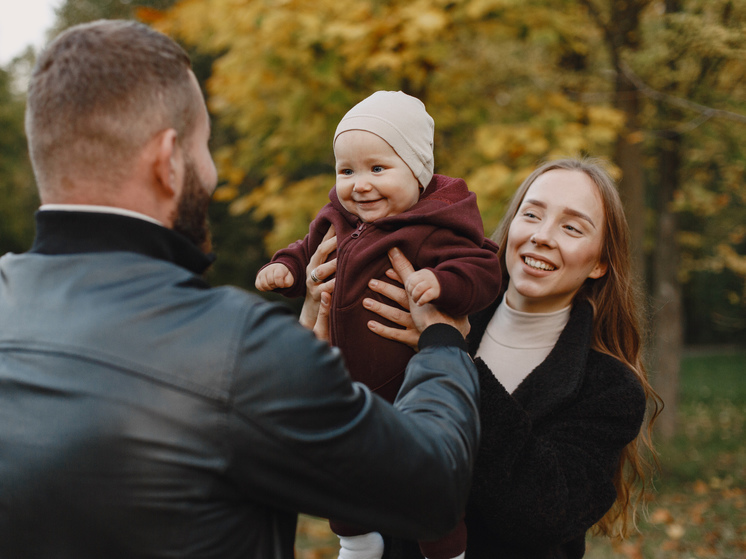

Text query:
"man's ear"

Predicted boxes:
[[153, 128, 181, 197]]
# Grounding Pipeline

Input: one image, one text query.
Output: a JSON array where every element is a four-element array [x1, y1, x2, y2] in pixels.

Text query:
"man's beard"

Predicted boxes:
[[172, 157, 213, 254]]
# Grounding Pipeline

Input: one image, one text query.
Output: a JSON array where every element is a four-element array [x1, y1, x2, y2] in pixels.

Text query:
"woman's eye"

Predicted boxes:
[[564, 224, 582, 234], [522, 211, 538, 219]]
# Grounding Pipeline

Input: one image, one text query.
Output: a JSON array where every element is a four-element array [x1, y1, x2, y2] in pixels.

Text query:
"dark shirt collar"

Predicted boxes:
[[30, 210, 215, 276]]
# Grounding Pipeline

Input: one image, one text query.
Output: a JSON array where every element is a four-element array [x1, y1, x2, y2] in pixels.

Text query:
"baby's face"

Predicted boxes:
[[334, 130, 421, 223]]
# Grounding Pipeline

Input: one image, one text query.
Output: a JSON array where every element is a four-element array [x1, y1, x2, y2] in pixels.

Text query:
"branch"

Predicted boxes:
[[619, 60, 746, 126]]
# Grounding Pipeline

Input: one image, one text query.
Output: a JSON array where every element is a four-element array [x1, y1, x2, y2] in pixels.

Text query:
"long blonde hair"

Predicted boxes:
[[492, 157, 663, 538]]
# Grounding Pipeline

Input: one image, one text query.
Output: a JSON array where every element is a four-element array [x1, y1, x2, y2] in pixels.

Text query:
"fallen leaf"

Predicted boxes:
[[650, 508, 674, 524], [666, 524, 686, 540], [693, 480, 709, 495]]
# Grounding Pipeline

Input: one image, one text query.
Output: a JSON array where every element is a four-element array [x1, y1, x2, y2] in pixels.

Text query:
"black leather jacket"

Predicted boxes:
[[0, 211, 480, 559]]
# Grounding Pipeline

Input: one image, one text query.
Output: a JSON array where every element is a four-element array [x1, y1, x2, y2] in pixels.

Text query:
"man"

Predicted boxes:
[[0, 20, 480, 558]]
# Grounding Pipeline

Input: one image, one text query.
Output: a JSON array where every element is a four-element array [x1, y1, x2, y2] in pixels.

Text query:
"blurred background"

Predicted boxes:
[[1, 1, 744, 556]]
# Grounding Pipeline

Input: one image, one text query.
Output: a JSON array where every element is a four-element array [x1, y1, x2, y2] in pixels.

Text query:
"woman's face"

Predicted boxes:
[[504, 169, 608, 313]]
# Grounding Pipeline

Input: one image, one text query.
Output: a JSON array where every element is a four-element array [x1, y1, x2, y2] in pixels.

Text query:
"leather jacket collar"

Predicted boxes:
[[30, 210, 215, 276]]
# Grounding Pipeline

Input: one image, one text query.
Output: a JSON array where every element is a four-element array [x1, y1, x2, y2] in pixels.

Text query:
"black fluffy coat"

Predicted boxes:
[[386, 297, 646, 559]]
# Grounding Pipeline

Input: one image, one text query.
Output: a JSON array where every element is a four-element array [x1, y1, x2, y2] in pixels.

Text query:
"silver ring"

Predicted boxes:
[[310, 269, 322, 283]]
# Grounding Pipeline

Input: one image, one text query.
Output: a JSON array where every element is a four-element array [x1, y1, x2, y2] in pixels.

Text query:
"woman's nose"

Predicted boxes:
[[530, 224, 556, 247]]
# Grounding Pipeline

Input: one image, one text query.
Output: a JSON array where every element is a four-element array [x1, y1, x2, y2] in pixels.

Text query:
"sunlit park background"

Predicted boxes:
[[1, 0, 745, 556]]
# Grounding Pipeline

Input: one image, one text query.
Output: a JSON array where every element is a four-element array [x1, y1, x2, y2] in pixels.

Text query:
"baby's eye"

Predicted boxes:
[[339, 169, 353, 176], [372, 165, 384, 173]]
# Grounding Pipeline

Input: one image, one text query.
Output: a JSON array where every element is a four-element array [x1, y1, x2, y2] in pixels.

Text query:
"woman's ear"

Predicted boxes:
[[153, 128, 182, 197], [589, 259, 608, 279]]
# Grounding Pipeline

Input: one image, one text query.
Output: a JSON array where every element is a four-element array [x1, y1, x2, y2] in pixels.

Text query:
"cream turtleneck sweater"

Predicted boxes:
[[475, 299, 571, 393]]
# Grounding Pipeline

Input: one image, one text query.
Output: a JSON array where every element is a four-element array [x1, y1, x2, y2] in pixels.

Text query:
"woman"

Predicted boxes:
[[328, 157, 661, 558]]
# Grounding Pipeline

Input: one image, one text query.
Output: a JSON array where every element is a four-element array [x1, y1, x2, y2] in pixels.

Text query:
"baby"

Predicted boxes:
[[256, 90, 501, 559]]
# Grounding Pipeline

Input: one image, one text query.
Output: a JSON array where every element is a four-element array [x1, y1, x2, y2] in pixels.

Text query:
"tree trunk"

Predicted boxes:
[[651, 132, 683, 440], [614, 81, 647, 283], [606, 0, 649, 284], [651, 0, 685, 441]]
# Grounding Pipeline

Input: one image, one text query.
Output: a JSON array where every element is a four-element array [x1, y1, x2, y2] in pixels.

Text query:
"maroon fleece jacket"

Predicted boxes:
[[266, 174, 501, 401]]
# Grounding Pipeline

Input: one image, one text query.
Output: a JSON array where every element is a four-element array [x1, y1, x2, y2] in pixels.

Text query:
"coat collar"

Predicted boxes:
[[469, 295, 595, 423], [30, 210, 215, 277]]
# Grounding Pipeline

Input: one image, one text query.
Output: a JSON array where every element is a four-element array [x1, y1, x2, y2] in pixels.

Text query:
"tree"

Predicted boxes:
[[580, 0, 746, 438], [48, 0, 177, 36], [0, 59, 38, 254], [156, 0, 625, 253]]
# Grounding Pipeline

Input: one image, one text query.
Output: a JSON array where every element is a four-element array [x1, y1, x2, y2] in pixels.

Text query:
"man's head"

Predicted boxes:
[[333, 91, 435, 190], [25, 19, 216, 224]]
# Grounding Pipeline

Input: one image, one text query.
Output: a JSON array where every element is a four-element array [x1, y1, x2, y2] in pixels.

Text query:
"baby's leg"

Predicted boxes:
[[337, 532, 385, 559], [330, 520, 384, 559]]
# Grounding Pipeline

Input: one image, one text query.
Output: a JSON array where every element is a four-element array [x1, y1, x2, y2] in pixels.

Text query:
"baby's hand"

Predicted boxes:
[[405, 269, 441, 307], [255, 263, 294, 291]]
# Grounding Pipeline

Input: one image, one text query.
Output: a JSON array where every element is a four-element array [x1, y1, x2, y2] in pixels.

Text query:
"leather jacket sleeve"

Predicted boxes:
[[224, 301, 480, 541]]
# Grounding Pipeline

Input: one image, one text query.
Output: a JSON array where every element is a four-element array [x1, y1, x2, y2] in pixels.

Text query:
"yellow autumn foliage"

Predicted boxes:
[[144, 1, 720, 291]]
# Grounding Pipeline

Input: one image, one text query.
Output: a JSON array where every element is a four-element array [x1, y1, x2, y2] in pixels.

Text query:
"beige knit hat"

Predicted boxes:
[[333, 91, 435, 189]]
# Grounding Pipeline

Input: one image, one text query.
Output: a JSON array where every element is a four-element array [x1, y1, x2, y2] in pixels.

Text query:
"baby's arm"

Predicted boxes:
[[255, 263, 295, 291], [406, 268, 441, 307]]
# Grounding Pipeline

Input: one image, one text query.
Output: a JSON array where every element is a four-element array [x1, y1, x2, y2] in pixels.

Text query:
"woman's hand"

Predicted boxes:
[[365, 248, 470, 348], [299, 226, 337, 332]]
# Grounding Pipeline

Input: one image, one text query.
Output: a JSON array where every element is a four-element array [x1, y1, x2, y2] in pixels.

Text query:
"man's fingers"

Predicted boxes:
[[384, 268, 403, 284], [319, 258, 338, 279], [368, 278, 409, 310], [312, 291, 332, 342], [363, 297, 411, 326], [387, 248, 415, 285], [309, 226, 338, 270], [366, 320, 419, 350]]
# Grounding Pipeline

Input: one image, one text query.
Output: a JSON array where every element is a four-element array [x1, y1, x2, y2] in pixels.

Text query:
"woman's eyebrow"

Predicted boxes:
[[523, 198, 597, 229], [564, 208, 596, 228]]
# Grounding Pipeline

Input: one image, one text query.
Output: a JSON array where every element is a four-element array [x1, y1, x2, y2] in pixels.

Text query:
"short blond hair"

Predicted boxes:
[[26, 20, 198, 196]]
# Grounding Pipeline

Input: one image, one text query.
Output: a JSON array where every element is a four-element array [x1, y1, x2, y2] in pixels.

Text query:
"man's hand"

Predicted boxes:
[[255, 263, 294, 291], [387, 248, 470, 338], [299, 226, 337, 330]]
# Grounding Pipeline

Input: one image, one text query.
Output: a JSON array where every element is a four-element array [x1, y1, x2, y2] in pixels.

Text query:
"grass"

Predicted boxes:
[[586, 349, 746, 558], [295, 349, 746, 559]]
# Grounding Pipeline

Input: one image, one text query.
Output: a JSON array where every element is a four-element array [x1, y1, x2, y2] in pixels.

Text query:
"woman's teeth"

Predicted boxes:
[[524, 256, 555, 271]]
